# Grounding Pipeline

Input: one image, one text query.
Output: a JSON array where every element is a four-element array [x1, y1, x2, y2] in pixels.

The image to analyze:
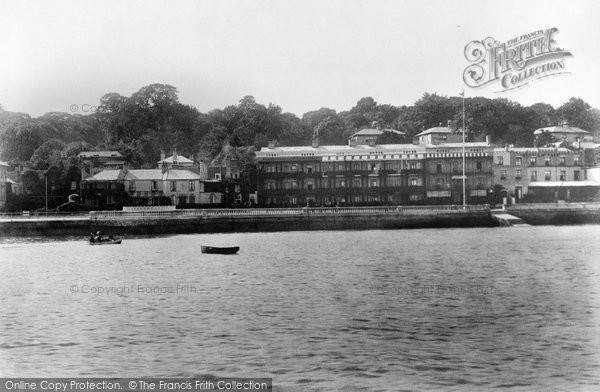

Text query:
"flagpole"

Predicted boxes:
[[462, 91, 466, 209]]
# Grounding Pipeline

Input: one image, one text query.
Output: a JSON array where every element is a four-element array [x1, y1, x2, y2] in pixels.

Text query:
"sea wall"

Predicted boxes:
[[0, 206, 496, 236], [506, 203, 600, 225]]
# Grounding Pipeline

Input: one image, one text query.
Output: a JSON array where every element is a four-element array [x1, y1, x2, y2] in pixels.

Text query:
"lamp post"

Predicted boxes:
[[45, 172, 48, 212]]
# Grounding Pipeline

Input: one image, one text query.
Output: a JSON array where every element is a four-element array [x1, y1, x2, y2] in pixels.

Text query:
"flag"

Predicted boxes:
[[459, 91, 464, 97]]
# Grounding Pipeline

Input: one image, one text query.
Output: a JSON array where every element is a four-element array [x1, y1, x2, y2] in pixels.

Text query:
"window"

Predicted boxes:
[[574, 171, 580, 181], [266, 165, 276, 173], [497, 156, 504, 165], [559, 156, 566, 166], [215, 173, 222, 180], [544, 171, 551, 181], [291, 164, 298, 172], [409, 161, 420, 169], [545, 156, 551, 166], [337, 163, 345, 171], [189, 181, 195, 191], [306, 165, 313, 174], [560, 171, 566, 181], [530, 157, 537, 166], [171, 181, 177, 191], [352, 162, 361, 170], [476, 177, 485, 189], [369, 178, 379, 187], [452, 161, 460, 173], [574, 156, 580, 166], [530, 171, 537, 181], [500, 170, 507, 180], [516, 169, 522, 180], [352, 177, 362, 188], [410, 177, 422, 186], [476, 161, 482, 171], [409, 193, 424, 201], [321, 179, 329, 188], [189, 195, 195, 204], [151, 181, 157, 191], [516, 157, 522, 166], [387, 176, 402, 187], [435, 177, 445, 189], [436, 163, 442, 174], [335, 178, 346, 188], [129, 182, 135, 192], [305, 180, 314, 190], [265, 180, 276, 190]]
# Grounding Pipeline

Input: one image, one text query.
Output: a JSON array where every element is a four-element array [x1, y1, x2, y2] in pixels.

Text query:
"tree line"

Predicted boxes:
[[1, 83, 600, 171]]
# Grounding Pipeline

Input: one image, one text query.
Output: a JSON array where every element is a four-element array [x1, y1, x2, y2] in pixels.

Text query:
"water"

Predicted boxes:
[[1, 226, 600, 391]]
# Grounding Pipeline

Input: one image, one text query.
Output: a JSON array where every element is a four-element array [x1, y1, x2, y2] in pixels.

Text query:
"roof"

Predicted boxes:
[[533, 125, 590, 135], [126, 169, 202, 181], [529, 181, 600, 187], [157, 154, 194, 164], [85, 168, 202, 182], [85, 170, 125, 181], [348, 128, 405, 138], [415, 127, 454, 137], [78, 151, 123, 158], [0, 161, 9, 167]]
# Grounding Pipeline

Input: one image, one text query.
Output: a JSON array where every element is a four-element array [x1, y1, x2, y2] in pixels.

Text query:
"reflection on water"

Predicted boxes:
[[1, 226, 600, 390]]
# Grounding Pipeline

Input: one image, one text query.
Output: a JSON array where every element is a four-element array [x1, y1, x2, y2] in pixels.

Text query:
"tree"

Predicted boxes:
[[376, 131, 405, 144]]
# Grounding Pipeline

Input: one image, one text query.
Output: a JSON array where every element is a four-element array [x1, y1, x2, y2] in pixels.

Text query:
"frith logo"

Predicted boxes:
[[463, 28, 572, 91]]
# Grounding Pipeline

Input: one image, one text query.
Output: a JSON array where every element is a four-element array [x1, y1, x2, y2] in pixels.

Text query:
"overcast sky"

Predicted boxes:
[[2, 0, 599, 117]]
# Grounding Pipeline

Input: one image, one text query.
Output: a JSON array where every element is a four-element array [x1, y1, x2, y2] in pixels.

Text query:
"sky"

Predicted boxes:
[[2, 0, 600, 118]]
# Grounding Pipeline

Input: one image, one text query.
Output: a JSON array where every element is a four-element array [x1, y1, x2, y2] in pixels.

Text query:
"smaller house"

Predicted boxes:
[[78, 151, 125, 177], [415, 124, 464, 145], [348, 127, 405, 146], [533, 122, 593, 148]]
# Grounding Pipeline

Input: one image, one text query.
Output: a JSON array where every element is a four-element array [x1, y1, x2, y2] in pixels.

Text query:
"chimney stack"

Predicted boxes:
[[172, 148, 178, 164], [160, 149, 166, 161], [268, 140, 276, 149]]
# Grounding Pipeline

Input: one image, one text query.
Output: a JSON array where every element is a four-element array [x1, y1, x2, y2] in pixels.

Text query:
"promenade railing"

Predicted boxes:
[[89, 205, 490, 220]]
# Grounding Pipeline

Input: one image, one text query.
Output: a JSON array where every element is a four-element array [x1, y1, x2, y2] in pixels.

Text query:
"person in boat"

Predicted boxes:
[[95, 231, 102, 242], [89, 233, 95, 243], [108, 234, 114, 241]]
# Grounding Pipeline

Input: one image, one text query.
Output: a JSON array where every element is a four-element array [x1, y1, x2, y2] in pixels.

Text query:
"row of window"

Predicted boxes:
[[433, 161, 485, 174], [499, 170, 582, 181], [263, 193, 425, 205], [497, 156, 580, 166], [126, 181, 197, 192], [263, 161, 423, 173], [264, 176, 424, 190]]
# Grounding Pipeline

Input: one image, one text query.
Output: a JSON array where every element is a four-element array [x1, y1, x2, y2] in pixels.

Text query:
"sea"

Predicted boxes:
[[1, 226, 600, 391]]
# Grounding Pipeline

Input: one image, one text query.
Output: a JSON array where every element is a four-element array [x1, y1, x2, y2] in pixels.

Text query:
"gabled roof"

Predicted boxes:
[[533, 125, 590, 135], [157, 154, 194, 164], [415, 127, 454, 137], [348, 128, 405, 138], [85, 170, 125, 181], [78, 151, 123, 158], [126, 169, 202, 181]]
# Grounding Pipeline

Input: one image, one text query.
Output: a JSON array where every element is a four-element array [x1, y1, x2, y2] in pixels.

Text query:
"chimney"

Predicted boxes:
[[268, 140, 276, 149], [447, 120, 451, 127], [312, 137, 319, 148], [160, 149, 166, 161], [485, 135, 490, 145], [172, 148, 178, 164]]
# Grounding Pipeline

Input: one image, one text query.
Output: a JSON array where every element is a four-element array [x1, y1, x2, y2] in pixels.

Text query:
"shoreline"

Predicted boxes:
[[1, 203, 599, 236]]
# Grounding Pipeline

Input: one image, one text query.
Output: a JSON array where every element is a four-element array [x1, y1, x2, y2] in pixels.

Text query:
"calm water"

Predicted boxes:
[[1, 226, 600, 391]]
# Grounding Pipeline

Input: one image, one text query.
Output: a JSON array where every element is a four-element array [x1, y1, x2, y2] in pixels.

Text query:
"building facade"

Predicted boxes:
[[256, 135, 494, 207], [492, 147, 589, 201]]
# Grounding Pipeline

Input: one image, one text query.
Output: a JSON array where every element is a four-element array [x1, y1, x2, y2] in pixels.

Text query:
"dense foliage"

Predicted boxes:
[[1, 84, 599, 170]]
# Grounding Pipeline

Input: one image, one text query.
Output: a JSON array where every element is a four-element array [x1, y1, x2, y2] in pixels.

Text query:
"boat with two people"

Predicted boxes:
[[89, 231, 122, 245]]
